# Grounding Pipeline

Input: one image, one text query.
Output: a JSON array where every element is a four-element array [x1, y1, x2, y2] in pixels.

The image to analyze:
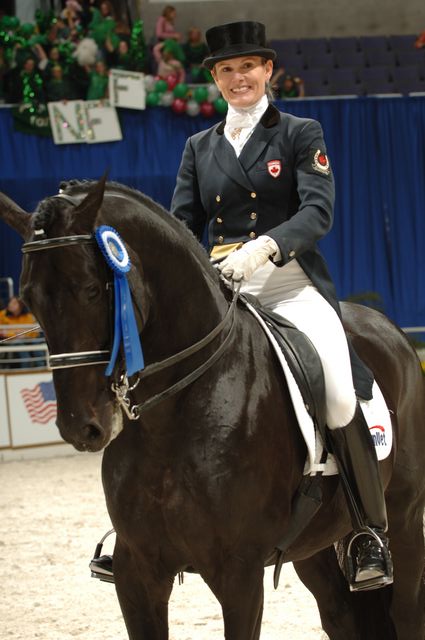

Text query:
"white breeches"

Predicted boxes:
[[240, 259, 357, 429]]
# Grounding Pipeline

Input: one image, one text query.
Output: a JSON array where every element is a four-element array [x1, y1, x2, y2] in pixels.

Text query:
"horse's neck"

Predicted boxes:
[[134, 231, 226, 360]]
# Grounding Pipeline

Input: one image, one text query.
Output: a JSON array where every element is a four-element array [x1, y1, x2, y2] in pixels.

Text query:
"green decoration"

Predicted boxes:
[[213, 97, 228, 114], [12, 103, 51, 137], [155, 79, 168, 94], [19, 23, 35, 38], [189, 66, 202, 82], [173, 82, 188, 99], [146, 91, 161, 107], [28, 34, 48, 47], [128, 19, 146, 71], [162, 38, 185, 64], [193, 85, 208, 103]]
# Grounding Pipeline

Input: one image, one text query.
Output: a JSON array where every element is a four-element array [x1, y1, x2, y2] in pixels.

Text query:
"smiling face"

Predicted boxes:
[[211, 55, 273, 109]]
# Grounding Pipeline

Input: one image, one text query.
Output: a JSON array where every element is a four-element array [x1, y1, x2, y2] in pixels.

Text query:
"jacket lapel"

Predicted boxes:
[[211, 123, 254, 191], [238, 104, 281, 172]]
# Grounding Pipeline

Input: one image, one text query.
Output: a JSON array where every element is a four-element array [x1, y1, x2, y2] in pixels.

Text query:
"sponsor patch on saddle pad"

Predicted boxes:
[[244, 302, 393, 477]]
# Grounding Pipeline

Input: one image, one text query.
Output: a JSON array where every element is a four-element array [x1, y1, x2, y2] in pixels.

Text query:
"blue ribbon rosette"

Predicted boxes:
[[95, 225, 144, 377]]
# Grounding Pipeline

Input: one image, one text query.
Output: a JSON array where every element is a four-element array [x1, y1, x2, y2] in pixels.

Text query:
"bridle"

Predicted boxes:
[[22, 233, 111, 369], [21, 217, 239, 420]]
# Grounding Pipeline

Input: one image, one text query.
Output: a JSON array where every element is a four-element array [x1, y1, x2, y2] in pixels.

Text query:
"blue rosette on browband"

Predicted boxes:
[[95, 225, 144, 377]]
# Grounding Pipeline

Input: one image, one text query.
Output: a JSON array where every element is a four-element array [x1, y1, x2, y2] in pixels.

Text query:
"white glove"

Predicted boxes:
[[218, 235, 279, 282]]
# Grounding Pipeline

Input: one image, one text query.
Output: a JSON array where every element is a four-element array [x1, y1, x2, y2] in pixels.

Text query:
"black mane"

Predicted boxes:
[[57, 179, 217, 280]]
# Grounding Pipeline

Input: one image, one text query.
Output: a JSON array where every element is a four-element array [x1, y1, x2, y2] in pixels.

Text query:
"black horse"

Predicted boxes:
[[1, 178, 424, 640]]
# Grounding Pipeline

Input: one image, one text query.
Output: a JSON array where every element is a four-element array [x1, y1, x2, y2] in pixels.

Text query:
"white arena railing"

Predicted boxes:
[[0, 323, 423, 373], [0, 323, 48, 371]]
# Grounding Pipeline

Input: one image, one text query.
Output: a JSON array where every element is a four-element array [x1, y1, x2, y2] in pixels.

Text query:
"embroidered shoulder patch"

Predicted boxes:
[[311, 149, 330, 175]]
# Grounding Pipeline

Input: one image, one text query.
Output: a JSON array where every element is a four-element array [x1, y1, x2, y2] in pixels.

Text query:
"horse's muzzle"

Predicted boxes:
[[59, 417, 107, 452]]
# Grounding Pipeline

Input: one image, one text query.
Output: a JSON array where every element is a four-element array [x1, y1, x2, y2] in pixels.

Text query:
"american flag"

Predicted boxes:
[[21, 381, 57, 425]]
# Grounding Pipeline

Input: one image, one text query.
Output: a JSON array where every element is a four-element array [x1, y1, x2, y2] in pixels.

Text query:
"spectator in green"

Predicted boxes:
[[183, 27, 210, 83], [45, 64, 76, 101], [86, 60, 109, 99]]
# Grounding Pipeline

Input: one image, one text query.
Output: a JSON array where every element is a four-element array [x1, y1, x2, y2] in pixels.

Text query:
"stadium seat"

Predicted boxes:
[[334, 50, 366, 70], [302, 69, 330, 97], [298, 38, 330, 57], [276, 52, 305, 75], [268, 39, 300, 57], [365, 49, 397, 67], [359, 35, 389, 53], [392, 66, 425, 94], [388, 34, 418, 52], [364, 49, 396, 67], [327, 68, 361, 95], [329, 37, 359, 53], [304, 51, 335, 70], [396, 50, 425, 72], [358, 67, 395, 95]]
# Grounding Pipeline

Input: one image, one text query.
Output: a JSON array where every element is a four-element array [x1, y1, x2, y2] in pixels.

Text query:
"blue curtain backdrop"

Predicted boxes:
[[0, 97, 424, 327]]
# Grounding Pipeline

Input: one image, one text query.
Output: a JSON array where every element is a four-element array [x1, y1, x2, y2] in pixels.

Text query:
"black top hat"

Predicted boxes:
[[203, 21, 276, 70]]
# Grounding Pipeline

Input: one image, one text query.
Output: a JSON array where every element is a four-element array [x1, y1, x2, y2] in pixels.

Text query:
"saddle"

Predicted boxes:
[[240, 293, 327, 441]]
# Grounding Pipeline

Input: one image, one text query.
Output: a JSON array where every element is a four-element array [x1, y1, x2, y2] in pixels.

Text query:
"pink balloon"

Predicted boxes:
[[200, 101, 215, 117], [166, 74, 178, 90], [171, 98, 187, 114]]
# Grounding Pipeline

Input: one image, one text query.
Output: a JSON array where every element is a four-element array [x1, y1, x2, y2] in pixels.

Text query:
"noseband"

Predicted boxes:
[[21, 216, 239, 419]]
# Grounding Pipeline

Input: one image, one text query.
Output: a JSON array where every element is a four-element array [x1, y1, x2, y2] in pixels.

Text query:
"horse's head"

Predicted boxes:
[[0, 178, 126, 451], [1, 178, 228, 453]]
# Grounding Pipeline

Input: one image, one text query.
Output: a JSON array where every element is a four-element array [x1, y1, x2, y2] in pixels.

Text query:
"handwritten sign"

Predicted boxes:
[[47, 100, 122, 145]]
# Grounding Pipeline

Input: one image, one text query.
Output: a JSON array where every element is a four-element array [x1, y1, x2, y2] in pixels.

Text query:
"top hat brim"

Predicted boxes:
[[203, 45, 276, 70]]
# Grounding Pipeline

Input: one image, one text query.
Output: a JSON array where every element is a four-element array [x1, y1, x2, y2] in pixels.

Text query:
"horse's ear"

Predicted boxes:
[[0, 192, 32, 239], [74, 175, 107, 231]]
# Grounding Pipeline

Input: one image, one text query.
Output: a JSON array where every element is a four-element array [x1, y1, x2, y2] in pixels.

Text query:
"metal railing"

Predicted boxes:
[[0, 324, 424, 373], [0, 323, 48, 371]]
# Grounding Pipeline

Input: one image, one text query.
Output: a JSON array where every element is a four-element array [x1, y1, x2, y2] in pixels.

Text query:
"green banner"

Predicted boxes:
[[12, 103, 52, 137]]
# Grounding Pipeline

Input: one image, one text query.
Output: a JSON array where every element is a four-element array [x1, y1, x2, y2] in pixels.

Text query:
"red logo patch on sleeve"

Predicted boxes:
[[312, 150, 330, 175]]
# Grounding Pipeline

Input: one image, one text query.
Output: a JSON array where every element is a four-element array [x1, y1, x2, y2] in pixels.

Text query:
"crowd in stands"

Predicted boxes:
[[0, 1, 211, 106], [0, 2, 424, 106]]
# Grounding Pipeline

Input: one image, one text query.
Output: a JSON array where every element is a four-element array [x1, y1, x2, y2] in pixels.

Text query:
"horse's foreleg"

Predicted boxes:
[[204, 557, 265, 640], [113, 539, 173, 640]]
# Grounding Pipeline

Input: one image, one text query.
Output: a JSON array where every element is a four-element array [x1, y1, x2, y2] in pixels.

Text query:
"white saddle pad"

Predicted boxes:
[[245, 302, 393, 476]]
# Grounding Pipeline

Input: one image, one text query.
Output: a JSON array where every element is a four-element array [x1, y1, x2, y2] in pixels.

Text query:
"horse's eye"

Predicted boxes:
[[85, 284, 101, 301]]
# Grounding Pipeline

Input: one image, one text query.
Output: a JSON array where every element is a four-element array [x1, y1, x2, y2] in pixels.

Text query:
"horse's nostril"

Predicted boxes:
[[83, 423, 103, 442]]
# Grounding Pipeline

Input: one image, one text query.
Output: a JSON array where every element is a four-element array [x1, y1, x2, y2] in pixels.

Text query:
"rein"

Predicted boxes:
[[112, 284, 239, 419], [21, 228, 240, 419]]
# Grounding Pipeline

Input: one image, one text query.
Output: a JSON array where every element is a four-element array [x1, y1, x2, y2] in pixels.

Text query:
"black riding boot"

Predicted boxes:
[[327, 404, 393, 592]]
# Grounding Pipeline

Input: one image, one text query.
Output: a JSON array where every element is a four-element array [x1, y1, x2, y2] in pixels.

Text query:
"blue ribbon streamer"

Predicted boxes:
[[95, 226, 144, 377]]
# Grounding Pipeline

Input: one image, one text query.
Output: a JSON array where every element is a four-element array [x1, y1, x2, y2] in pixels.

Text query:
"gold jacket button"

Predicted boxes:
[[289, 250, 296, 258], [250, 212, 257, 220], [249, 231, 256, 239], [216, 217, 223, 224], [218, 235, 224, 243], [250, 192, 257, 198], [216, 195, 221, 202]]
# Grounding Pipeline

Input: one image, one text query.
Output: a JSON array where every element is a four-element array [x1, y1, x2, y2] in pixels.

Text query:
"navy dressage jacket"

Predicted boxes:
[[171, 103, 373, 399]]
